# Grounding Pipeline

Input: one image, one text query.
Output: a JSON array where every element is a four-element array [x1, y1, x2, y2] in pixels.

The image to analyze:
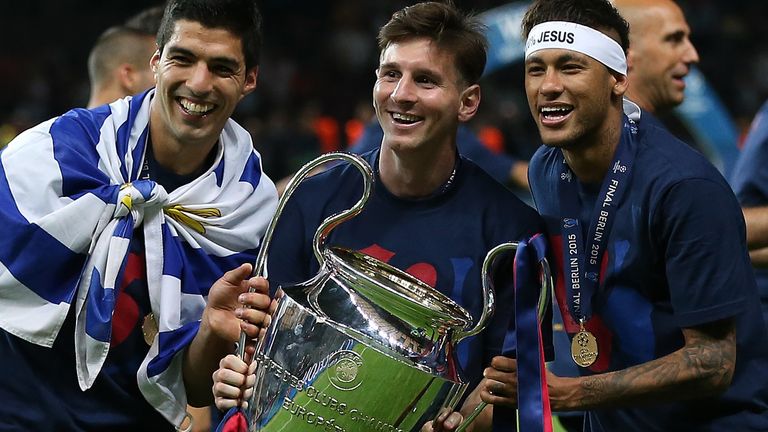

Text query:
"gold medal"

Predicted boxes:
[[571, 322, 598, 367], [141, 312, 159, 346]]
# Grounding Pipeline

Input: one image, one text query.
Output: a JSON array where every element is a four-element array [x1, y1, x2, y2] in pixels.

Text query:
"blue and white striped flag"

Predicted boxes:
[[0, 89, 278, 427]]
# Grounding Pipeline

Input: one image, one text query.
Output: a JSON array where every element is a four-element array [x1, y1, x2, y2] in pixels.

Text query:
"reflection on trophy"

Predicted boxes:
[[238, 152, 550, 432]]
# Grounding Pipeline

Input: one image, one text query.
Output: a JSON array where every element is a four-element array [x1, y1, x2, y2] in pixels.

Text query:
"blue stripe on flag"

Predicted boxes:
[[85, 267, 117, 342], [131, 127, 149, 180], [238, 152, 262, 189], [115, 115, 131, 181], [133, 179, 155, 201], [113, 216, 135, 239], [128, 91, 151, 180], [213, 155, 225, 188], [49, 113, 113, 202], [0, 163, 86, 304], [147, 321, 200, 377], [161, 226, 257, 295]]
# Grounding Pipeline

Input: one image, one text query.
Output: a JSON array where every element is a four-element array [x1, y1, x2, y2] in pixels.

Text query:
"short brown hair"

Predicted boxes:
[[377, 1, 488, 85]]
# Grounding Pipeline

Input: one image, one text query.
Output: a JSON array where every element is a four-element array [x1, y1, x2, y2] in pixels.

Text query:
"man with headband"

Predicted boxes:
[[430, 0, 768, 430]]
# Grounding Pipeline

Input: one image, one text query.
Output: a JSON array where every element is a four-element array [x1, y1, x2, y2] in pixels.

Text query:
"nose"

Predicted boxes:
[[186, 62, 214, 95], [682, 38, 700, 66], [390, 77, 417, 104], [539, 68, 564, 97]]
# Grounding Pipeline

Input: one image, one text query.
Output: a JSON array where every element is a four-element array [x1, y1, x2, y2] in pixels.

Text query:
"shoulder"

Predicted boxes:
[[635, 120, 729, 189], [458, 157, 543, 232]]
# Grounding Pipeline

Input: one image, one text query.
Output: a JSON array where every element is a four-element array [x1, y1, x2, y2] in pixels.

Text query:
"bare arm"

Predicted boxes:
[[742, 206, 768, 250], [548, 319, 736, 411], [478, 319, 735, 414], [748, 246, 768, 267], [183, 264, 271, 407]]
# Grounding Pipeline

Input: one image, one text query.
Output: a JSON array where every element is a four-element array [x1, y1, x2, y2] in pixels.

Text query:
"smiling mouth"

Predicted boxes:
[[178, 97, 215, 116], [390, 112, 423, 125], [540, 105, 573, 122]]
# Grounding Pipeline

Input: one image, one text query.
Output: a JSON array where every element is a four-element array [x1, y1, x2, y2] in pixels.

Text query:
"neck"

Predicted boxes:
[[87, 85, 126, 109], [378, 145, 456, 199], [148, 105, 218, 176], [562, 117, 623, 184], [625, 88, 655, 114]]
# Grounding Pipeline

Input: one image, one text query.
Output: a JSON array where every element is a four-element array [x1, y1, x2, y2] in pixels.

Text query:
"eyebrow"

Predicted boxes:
[[166, 46, 241, 69], [378, 61, 444, 79]]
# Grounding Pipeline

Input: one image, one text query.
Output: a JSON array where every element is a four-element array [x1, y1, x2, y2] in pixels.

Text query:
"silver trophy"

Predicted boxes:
[[238, 152, 548, 432]]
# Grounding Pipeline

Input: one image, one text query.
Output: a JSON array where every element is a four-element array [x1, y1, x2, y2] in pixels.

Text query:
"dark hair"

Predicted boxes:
[[521, 0, 629, 53], [378, 1, 488, 85], [156, 0, 263, 70], [88, 26, 156, 86]]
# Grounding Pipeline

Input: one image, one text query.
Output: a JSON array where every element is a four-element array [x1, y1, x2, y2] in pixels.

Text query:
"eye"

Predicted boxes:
[[415, 75, 437, 87], [562, 63, 583, 74], [378, 69, 400, 81], [213, 65, 236, 76], [169, 55, 192, 65], [526, 65, 544, 76]]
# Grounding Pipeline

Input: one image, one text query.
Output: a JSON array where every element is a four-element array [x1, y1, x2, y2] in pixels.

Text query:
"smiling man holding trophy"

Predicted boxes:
[[212, 2, 552, 431]]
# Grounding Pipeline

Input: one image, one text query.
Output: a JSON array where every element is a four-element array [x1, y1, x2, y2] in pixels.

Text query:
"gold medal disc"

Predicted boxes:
[[571, 329, 598, 367], [142, 312, 159, 346]]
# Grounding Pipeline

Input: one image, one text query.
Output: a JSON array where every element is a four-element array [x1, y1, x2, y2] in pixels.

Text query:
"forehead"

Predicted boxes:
[[379, 38, 458, 76], [636, 3, 689, 37], [164, 19, 245, 62]]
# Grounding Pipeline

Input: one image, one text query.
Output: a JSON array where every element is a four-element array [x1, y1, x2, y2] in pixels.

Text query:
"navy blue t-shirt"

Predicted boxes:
[[529, 115, 768, 431], [350, 121, 518, 188], [0, 231, 173, 431], [267, 149, 548, 390], [730, 99, 768, 326]]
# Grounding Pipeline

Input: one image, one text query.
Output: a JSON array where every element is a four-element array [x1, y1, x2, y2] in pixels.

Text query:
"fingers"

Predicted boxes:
[[426, 410, 463, 432], [248, 276, 269, 295], [221, 263, 253, 287], [479, 377, 518, 407], [490, 355, 517, 372], [212, 354, 256, 410], [479, 356, 519, 408]]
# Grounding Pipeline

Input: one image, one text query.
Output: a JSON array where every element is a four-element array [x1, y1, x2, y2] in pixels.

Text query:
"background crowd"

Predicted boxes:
[[1, 0, 767, 181]]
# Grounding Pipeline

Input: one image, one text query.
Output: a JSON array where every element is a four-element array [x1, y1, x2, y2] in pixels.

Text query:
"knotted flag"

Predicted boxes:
[[0, 89, 278, 428]]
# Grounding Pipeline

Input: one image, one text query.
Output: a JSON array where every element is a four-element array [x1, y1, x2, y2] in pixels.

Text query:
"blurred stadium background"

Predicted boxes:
[[1, 0, 766, 181]]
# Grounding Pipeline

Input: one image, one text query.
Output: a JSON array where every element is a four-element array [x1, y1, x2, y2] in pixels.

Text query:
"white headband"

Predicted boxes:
[[525, 21, 627, 75]]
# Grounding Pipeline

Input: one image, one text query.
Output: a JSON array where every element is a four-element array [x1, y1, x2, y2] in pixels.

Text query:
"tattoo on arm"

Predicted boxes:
[[572, 319, 736, 410]]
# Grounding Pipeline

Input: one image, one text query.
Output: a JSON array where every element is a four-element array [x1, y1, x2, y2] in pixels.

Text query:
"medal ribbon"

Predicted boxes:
[[558, 116, 638, 323]]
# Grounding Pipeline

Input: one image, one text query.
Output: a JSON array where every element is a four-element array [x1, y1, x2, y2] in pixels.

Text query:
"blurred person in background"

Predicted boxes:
[[86, 5, 164, 109], [730, 99, 768, 328]]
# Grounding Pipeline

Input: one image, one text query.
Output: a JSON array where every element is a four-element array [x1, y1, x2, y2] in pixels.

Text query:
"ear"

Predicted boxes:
[[150, 50, 161, 70], [611, 72, 629, 98], [458, 84, 481, 122], [117, 63, 137, 93], [241, 66, 259, 98], [626, 47, 635, 72]]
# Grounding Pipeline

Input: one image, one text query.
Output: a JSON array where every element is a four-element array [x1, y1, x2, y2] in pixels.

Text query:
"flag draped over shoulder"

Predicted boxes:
[[0, 89, 278, 428]]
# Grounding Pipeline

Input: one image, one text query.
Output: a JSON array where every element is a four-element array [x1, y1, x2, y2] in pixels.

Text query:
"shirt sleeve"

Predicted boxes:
[[656, 178, 750, 327], [730, 105, 768, 205], [266, 189, 314, 295]]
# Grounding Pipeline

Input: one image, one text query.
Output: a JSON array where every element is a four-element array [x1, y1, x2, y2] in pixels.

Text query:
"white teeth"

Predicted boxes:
[[392, 112, 421, 123], [180, 98, 214, 115], [541, 106, 571, 114]]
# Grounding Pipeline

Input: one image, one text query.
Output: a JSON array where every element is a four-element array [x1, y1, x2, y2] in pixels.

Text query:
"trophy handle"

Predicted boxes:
[[454, 242, 511, 342], [454, 241, 553, 432], [237, 152, 374, 359]]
